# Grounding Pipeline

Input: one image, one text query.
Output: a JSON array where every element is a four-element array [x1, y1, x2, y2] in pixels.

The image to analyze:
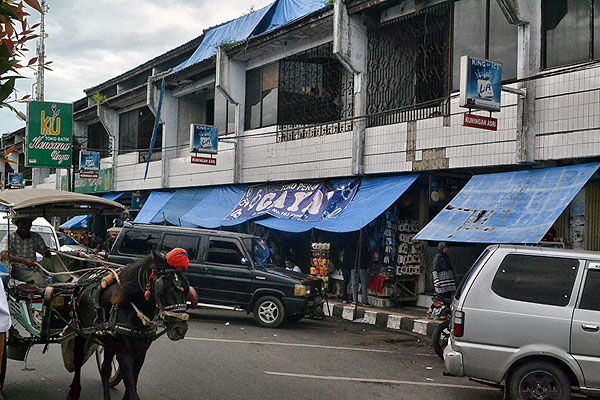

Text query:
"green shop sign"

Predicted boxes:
[[61, 168, 113, 193], [26, 101, 73, 168]]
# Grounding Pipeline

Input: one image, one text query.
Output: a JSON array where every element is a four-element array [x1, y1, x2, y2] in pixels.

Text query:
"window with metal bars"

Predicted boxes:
[[276, 42, 354, 142], [366, 3, 451, 128]]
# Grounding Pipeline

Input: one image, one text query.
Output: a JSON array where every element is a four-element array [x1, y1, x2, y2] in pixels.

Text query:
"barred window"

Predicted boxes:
[[366, 3, 451, 127], [245, 62, 279, 130], [277, 42, 354, 141]]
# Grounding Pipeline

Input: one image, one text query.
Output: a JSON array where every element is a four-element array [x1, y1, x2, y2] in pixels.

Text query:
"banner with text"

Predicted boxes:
[[225, 180, 360, 222], [61, 168, 113, 193], [26, 101, 73, 168]]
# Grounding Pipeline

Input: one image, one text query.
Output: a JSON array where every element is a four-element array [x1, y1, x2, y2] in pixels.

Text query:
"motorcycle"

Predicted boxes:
[[427, 295, 452, 359]]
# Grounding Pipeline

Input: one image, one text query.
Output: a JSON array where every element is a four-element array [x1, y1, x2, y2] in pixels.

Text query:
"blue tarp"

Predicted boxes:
[[255, 174, 420, 233], [134, 191, 174, 223], [262, 0, 325, 33], [171, 4, 275, 74], [59, 192, 124, 229], [414, 163, 600, 243], [150, 188, 212, 226], [180, 185, 248, 228]]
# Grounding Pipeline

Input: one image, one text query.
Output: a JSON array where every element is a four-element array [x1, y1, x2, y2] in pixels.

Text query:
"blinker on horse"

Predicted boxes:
[[63, 248, 198, 400]]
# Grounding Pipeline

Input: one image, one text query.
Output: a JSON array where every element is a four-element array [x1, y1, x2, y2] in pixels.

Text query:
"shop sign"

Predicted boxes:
[[79, 151, 100, 171], [79, 172, 99, 179], [7, 173, 24, 189], [463, 113, 498, 131], [26, 101, 73, 168], [61, 168, 112, 193], [190, 124, 218, 154], [226, 179, 360, 222], [191, 156, 217, 165], [459, 56, 502, 112]]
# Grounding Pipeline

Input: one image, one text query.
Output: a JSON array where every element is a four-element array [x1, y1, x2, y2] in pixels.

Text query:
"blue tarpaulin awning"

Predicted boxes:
[[59, 192, 124, 229], [255, 174, 420, 233], [133, 191, 174, 224], [180, 185, 247, 228], [150, 188, 212, 226], [414, 163, 600, 243]]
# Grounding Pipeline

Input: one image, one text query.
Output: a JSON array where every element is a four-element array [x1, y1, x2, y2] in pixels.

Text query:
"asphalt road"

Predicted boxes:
[[2, 309, 503, 400]]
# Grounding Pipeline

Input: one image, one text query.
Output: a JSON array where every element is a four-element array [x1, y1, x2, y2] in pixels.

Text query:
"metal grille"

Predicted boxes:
[[277, 42, 354, 142], [367, 3, 451, 127]]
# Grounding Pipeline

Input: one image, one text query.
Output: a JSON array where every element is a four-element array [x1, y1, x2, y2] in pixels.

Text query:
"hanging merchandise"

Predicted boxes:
[[311, 242, 330, 290]]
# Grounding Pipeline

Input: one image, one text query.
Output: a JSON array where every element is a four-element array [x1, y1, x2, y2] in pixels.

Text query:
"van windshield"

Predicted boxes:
[[455, 247, 492, 300], [244, 238, 274, 269]]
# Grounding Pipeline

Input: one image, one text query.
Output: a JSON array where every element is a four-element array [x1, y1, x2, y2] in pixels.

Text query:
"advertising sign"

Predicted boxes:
[[459, 56, 502, 112], [61, 168, 113, 193], [7, 173, 24, 188], [226, 180, 360, 222], [463, 113, 498, 131], [190, 124, 218, 155], [79, 151, 100, 171], [191, 156, 217, 165], [26, 101, 73, 168]]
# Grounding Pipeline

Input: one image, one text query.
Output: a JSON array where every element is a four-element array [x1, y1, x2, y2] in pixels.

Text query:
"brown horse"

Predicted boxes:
[[63, 251, 195, 400]]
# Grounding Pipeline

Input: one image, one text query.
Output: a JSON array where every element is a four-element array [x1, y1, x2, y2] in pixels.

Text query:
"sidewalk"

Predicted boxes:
[[322, 299, 442, 339]]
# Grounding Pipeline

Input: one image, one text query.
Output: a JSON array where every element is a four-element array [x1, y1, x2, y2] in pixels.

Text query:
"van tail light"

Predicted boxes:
[[453, 310, 464, 337]]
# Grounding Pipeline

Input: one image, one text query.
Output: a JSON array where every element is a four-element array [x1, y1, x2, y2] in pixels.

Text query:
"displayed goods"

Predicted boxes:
[[311, 242, 330, 290]]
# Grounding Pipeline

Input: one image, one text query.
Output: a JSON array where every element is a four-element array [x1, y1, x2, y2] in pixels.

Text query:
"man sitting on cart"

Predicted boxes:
[[0, 216, 50, 285]]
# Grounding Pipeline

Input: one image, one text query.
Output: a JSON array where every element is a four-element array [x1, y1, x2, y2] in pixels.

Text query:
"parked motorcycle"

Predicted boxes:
[[427, 295, 452, 359]]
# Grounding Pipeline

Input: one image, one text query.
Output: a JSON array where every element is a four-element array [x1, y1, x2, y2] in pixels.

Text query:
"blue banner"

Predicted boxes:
[[191, 124, 218, 154], [225, 180, 359, 222], [459, 56, 502, 112], [79, 151, 100, 171]]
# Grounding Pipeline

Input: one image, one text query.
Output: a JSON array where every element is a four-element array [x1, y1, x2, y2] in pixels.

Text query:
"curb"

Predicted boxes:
[[322, 302, 441, 339]]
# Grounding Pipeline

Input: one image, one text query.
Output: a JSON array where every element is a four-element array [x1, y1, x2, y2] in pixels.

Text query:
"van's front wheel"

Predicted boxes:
[[508, 361, 571, 400], [253, 296, 285, 328]]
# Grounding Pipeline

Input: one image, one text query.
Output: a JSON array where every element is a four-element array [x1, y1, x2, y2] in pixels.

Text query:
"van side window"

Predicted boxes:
[[491, 254, 579, 307], [206, 240, 244, 266], [119, 230, 162, 256], [161, 234, 199, 261], [579, 269, 600, 311]]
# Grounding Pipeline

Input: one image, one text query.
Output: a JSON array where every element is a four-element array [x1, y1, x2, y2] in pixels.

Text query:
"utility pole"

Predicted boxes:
[[35, 0, 48, 101]]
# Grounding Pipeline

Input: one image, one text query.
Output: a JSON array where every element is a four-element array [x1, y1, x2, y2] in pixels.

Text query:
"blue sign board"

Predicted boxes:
[[79, 151, 100, 171], [459, 56, 502, 112], [7, 173, 23, 188], [190, 124, 218, 155], [225, 180, 360, 222]]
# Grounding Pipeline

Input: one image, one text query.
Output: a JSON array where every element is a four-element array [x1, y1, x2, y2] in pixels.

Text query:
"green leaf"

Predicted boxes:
[[0, 77, 16, 104]]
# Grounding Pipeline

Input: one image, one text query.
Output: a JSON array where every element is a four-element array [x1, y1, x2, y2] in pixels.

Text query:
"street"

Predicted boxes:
[[2, 310, 501, 400]]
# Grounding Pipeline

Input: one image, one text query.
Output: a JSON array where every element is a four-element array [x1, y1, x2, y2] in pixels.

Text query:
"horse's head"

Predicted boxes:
[[149, 249, 194, 341]]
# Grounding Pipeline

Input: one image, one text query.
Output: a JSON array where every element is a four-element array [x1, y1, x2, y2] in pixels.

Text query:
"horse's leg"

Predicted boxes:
[[116, 349, 137, 400], [67, 336, 86, 400], [132, 342, 150, 389], [100, 346, 115, 400]]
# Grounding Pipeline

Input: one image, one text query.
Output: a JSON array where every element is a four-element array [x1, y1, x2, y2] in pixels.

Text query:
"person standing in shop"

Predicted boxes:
[[431, 242, 456, 301], [352, 232, 371, 306], [338, 237, 355, 304]]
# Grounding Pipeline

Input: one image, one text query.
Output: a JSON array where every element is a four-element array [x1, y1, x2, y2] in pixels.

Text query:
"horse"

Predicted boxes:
[[62, 249, 197, 400]]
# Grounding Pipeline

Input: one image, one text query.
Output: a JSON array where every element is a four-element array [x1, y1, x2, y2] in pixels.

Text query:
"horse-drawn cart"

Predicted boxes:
[[0, 189, 195, 400]]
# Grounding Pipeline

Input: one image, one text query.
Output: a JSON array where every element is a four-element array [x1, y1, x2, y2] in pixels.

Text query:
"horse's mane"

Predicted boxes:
[[110, 254, 154, 304]]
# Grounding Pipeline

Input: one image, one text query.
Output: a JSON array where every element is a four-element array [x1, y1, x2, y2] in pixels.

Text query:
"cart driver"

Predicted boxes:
[[0, 216, 51, 284]]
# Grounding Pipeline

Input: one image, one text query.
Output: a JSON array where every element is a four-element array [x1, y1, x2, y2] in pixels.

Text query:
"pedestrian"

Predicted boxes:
[[352, 232, 370, 306], [337, 237, 354, 304], [431, 242, 456, 301]]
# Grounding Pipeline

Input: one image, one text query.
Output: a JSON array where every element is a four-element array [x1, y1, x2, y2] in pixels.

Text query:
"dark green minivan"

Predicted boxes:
[[109, 222, 324, 328]]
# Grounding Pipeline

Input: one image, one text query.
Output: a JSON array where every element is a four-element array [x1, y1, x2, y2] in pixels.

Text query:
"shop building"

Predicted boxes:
[[6, 0, 600, 306]]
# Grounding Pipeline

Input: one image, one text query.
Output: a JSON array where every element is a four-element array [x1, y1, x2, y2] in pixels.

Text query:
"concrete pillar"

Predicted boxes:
[[334, 0, 368, 175], [97, 104, 119, 190], [496, 0, 541, 163], [160, 89, 178, 188], [216, 47, 246, 183]]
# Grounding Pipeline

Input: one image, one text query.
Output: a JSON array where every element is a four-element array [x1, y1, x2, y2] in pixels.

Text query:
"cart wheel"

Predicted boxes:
[[95, 346, 122, 387]]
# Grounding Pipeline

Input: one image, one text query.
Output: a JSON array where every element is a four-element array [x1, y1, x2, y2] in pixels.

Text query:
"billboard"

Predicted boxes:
[[7, 173, 24, 189], [190, 124, 218, 155], [459, 56, 502, 112], [26, 101, 73, 168], [79, 151, 100, 171]]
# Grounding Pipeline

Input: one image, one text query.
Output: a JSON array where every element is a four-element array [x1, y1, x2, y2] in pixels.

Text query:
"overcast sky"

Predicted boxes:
[[0, 0, 272, 134]]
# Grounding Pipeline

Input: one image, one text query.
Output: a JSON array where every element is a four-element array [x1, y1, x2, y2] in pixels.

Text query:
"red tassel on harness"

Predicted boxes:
[[166, 248, 189, 270], [144, 290, 151, 300], [145, 270, 156, 301]]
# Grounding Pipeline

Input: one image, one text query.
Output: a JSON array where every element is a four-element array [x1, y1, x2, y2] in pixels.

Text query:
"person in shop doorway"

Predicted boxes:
[[337, 239, 354, 304], [352, 234, 370, 306], [285, 257, 301, 273], [432, 242, 456, 301]]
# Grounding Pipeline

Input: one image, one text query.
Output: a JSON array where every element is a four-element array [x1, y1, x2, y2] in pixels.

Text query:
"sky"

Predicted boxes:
[[0, 0, 273, 134]]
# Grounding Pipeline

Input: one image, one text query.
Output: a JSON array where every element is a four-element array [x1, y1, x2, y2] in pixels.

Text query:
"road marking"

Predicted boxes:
[[185, 337, 397, 353], [263, 371, 498, 391]]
